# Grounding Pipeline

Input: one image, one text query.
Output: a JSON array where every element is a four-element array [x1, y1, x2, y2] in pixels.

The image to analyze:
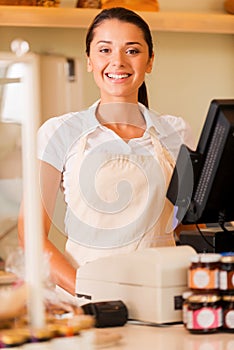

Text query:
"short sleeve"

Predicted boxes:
[[157, 114, 196, 161], [163, 115, 196, 150], [37, 117, 68, 171]]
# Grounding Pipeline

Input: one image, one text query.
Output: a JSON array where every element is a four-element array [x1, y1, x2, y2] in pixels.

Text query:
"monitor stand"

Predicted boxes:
[[179, 227, 234, 253]]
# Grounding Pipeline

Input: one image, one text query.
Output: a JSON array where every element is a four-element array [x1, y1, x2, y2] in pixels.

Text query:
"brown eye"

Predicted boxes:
[[100, 48, 110, 53], [126, 48, 139, 55]]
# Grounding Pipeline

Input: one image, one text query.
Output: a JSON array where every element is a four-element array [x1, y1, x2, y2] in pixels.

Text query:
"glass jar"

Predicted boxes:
[[186, 294, 222, 334], [188, 254, 221, 292], [222, 295, 234, 332], [182, 291, 193, 327], [219, 255, 234, 292]]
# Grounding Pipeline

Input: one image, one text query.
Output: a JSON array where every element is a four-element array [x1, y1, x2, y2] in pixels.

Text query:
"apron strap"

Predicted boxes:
[[149, 128, 175, 169]]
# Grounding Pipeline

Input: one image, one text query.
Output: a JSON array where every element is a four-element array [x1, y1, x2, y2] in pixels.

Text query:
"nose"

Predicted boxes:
[[110, 50, 126, 67]]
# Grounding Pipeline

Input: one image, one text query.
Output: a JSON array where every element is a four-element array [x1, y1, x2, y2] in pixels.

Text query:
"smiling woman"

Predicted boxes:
[[85, 7, 154, 107], [86, 19, 154, 105], [18, 7, 194, 296]]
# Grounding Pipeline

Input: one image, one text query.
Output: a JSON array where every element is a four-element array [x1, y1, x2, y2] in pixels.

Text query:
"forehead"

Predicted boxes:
[[92, 19, 145, 43]]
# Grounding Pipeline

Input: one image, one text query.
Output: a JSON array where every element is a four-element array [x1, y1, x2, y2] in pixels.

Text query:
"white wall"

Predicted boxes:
[[148, 32, 234, 140]]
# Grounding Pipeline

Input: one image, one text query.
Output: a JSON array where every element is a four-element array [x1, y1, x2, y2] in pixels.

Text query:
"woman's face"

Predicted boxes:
[[87, 19, 154, 104]]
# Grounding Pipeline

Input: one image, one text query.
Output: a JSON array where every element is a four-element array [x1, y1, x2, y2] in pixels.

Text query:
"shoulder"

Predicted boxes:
[[159, 114, 195, 150], [38, 104, 98, 144], [146, 107, 195, 149], [146, 107, 189, 134], [141, 105, 195, 159], [37, 105, 98, 170], [39, 107, 95, 135], [159, 114, 193, 138]]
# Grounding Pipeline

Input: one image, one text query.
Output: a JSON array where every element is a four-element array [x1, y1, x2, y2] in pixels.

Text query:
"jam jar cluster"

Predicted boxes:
[[183, 253, 234, 334]]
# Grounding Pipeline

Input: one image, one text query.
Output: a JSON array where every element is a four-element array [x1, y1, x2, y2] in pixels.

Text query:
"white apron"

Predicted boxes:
[[64, 128, 176, 268]]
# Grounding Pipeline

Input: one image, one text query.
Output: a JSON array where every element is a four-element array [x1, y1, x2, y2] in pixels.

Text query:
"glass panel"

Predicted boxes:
[[0, 54, 28, 260], [0, 59, 28, 123]]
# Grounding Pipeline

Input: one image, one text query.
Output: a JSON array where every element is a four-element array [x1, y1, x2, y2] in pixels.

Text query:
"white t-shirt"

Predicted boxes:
[[38, 102, 194, 171]]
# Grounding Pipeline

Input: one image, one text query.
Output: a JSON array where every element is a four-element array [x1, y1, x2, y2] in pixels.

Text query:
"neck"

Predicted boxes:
[[96, 102, 146, 141], [97, 102, 145, 129]]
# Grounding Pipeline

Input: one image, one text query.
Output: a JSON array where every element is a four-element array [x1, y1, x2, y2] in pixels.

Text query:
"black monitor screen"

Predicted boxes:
[[167, 99, 234, 226]]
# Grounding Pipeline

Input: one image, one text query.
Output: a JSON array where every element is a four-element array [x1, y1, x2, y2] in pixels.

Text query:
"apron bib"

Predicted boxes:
[[64, 129, 176, 267]]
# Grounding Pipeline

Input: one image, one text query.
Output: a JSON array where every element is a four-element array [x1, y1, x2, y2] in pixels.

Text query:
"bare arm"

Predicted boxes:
[[18, 160, 77, 295]]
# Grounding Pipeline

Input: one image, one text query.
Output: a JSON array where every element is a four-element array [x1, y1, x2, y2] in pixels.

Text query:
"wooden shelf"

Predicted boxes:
[[0, 77, 21, 84], [0, 6, 233, 34]]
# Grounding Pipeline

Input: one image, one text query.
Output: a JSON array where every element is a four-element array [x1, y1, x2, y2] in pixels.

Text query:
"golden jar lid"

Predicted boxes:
[[220, 255, 234, 264], [188, 294, 221, 304], [222, 295, 234, 302]]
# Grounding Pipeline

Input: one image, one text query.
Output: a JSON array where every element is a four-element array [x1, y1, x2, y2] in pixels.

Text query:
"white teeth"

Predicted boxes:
[[107, 73, 129, 79]]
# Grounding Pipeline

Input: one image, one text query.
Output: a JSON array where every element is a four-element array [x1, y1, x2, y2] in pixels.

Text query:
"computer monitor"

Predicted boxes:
[[167, 99, 234, 251]]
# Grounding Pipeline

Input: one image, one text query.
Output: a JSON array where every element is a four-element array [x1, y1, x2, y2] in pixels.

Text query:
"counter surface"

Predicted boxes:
[[105, 323, 234, 350], [6, 323, 234, 349]]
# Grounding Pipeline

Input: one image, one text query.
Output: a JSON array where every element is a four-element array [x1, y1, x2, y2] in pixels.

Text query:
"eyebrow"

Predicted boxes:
[[96, 40, 143, 46]]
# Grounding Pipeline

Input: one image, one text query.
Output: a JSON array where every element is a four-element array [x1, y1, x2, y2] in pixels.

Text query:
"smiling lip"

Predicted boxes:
[[106, 73, 131, 80]]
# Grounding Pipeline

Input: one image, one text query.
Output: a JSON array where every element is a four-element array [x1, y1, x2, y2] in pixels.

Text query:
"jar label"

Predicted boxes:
[[220, 270, 228, 290], [183, 305, 188, 324], [230, 272, 234, 289], [189, 268, 219, 289], [220, 270, 234, 290], [225, 310, 234, 329], [187, 307, 222, 330]]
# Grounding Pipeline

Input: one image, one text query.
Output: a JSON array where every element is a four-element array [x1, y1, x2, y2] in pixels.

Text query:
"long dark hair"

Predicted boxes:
[[85, 7, 153, 108]]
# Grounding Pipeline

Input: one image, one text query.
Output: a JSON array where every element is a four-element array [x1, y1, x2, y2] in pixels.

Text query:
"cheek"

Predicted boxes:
[[135, 61, 150, 78], [91, 64, 104, 81], [91, 65, 106, 89], [88, 57, 106, 74]]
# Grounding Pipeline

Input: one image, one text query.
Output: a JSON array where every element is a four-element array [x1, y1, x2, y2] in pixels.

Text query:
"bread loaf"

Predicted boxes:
[[224, 0, 234, 14], [101, 0, 159, 12]]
